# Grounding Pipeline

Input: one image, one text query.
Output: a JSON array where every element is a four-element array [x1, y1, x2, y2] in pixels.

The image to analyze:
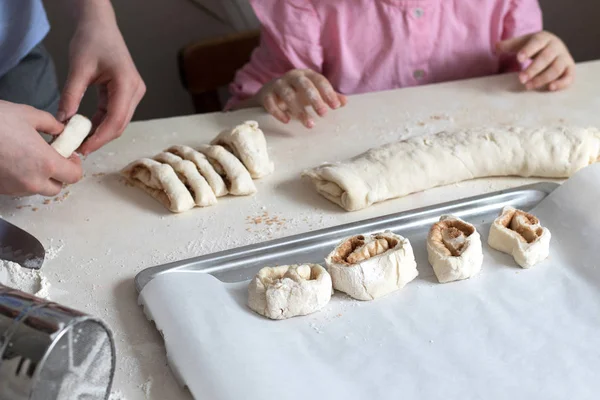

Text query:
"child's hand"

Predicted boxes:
[[496, 31, 575, 91], [256, 69, 347, 128]]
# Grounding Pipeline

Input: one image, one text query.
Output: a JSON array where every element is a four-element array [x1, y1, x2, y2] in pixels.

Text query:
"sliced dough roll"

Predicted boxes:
[[325, 231, 417, 300], [248, 264, 332, 320], [51, 114, 93, 157], [153, 152, 217, 207], [304, 126, 600, 211], [121, 158, 195, 213], [196, 144, 256, 196], [427, 215, 483, 283], [211, 120, 274, 179], [166, 145, 228, 197], [488, 206, 551, 268]]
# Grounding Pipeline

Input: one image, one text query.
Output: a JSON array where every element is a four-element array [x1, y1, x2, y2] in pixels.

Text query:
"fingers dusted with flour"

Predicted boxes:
[[496, 31, 575, 91], [253, 69, 347, 128]]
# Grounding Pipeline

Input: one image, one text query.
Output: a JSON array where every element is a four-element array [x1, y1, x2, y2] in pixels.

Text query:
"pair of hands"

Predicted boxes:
[[0, 2, 145, 197], [256, 31, 575, 129]]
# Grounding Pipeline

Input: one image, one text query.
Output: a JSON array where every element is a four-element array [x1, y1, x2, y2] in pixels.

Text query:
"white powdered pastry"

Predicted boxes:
[[304, 126, 600, 211], [51, 114, 93, 157], [248, 264, 332, 320], [196, 144, 257, 196], [153, 152, 217, 207], [121, 158, 195, 213], [488, 206, 551, 268], [325, 231, 418, 300], [211, 120, 274, 179], [166, 145, 228, 197], [427, 215, 483, 283]]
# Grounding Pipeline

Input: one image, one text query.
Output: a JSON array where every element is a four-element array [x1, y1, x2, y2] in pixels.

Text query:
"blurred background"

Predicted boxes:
[[42, 0, 600, 121]]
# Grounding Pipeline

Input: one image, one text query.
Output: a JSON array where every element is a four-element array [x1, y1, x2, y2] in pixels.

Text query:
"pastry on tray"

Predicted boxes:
[[248, 264, 332, 320], [427, 215, 483, 283], [325, 231, 418, 300], [488, 206, 551, 268]]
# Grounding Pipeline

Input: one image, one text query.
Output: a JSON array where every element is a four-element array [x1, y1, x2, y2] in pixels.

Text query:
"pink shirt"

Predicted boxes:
[[228, 0, 542, 108]]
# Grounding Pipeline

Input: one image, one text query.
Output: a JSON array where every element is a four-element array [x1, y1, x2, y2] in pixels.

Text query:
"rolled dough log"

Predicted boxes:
[[488, 206, 551, 268], [211, 120, 274, 179], [325, 231, 418, 300], [153, 152, 217, 207], [196, 144, 256, 196], [427, 215, 483, 283], [50, 114, 92, 157], [248, 264, 332, 320], [303, 126, 600, 211], [166, 145, 228, 197], [121, 158, 195, 213]]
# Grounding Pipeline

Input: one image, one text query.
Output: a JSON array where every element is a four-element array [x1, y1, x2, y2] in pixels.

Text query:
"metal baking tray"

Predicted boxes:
[[135, 182, 558, 292]]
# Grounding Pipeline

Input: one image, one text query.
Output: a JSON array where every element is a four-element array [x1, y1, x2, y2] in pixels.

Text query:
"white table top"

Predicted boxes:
[[1, 60, 599, 399]]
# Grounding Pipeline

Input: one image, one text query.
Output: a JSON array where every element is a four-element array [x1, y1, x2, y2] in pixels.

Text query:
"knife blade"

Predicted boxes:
[[0, 218, 45, 269]]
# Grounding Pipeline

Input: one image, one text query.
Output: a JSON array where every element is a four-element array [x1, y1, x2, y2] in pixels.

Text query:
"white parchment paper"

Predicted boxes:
[[140, 164, 600, 400]]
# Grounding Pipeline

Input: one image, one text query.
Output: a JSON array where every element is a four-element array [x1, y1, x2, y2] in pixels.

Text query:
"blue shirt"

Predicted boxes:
[[0, 0, 49, 78]]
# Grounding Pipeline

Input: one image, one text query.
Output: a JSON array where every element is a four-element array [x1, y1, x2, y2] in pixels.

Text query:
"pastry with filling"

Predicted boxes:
[[325, 231, 417, 300], [211, 121, 274, 179], [248, 264, 332, 320], [196, 144, 256, 196], [121, 158, 195, 213], [166, 145, 228, 197], [427, 215, 483, 283], [488, 206, 551, 268], [153, 152, 217, 207]]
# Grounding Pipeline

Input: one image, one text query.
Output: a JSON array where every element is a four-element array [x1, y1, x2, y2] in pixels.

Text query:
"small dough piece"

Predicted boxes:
[[50, 114, 92, 157], [121, 158, 195, 213], [325, 231, 418, 300], [211, 121, 274, 179], [153, 152, 217, 207], [488, 206, 551, 268], [166, 145, 228, 197], [248, 264, 332, 320], [427, 215, 483, 283], [196, 144, 256, 196], [304, 126, 600, 211]]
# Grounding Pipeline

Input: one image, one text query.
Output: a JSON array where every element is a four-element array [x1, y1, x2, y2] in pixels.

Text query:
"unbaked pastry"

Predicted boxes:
[[153, 152, 217, 207], [196, 144, 256, 196], [488, 206, 551, 268], [304, 126, 600, 211], [121, 158, 195, 213], [325, 231, 417, 300], [427, 215, 483, 283], [248, 264, 332, 320], [51, 114, 92, 157], [211, 120, 274, 179], [166, 145, 228, 197]]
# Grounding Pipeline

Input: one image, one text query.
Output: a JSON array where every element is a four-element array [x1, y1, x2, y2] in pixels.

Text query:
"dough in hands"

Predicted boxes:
[[153, 152, 217, 207], [325, 231, 418, 300], [166, 145, 228, 197], [121, 158, 195, 213], [304, 126, 600, 211], [248, 264, 332, 320], [427, 215, 483, 283], [196, 144, 256, 196], [488, 206, 551, 268], [211, 121, 274, 179], [50, 114, 92, 157]]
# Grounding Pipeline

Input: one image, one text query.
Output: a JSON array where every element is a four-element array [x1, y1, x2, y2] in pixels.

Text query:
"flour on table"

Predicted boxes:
[[108, 390, 127, 400], [0, 259, 51, 299]]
